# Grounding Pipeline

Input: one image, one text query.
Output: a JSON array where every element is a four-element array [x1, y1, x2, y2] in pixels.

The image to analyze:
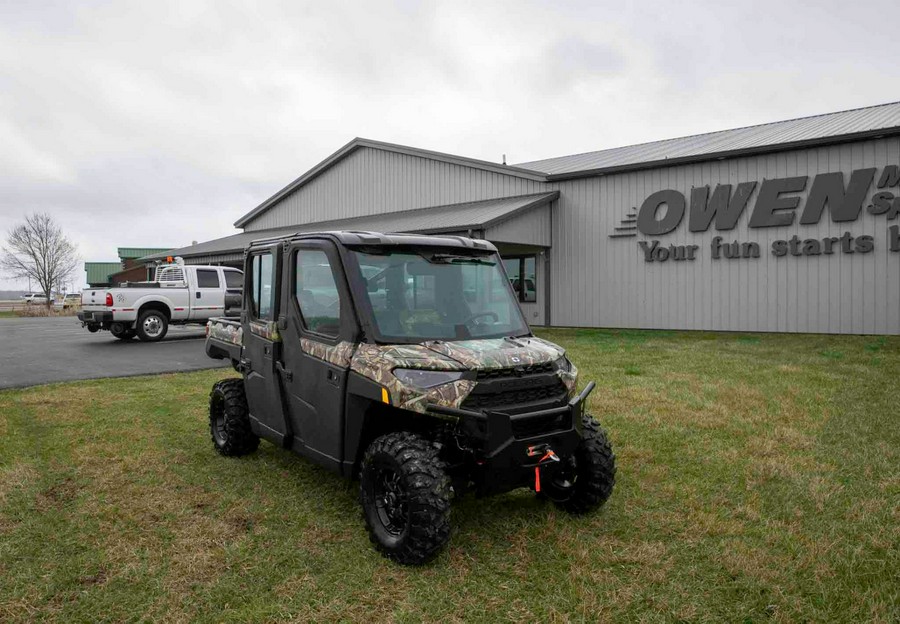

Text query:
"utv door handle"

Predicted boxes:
[[196, 292, 201, 299], [276, 361, 293, 381], [326, 369, 340, 386]]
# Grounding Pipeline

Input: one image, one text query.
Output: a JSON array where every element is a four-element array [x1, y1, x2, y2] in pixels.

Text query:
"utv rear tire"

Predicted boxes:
[[209, 379, 259, 456], [556, 414, 616, 515], [136, 310, 168, 342], [359, 432, 451, 565]]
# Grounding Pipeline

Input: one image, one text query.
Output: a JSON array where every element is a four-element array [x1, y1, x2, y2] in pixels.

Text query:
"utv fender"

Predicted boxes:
[[342, 372, 447, 479], [342, 372, 386, 478]]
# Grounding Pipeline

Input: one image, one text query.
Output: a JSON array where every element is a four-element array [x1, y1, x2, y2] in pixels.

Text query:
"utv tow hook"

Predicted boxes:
[[526, 443, 560, 493]]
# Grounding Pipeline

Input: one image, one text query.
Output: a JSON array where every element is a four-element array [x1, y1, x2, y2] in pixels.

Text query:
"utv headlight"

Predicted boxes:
[[392, 368, 465, 389], [553, 356, 573, 373]]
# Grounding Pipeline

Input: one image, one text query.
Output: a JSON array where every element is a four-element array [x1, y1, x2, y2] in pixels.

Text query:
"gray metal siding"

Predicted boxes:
[[246, 147, 548, 231], [550, 136, 900, 334], [484, 204, 552, 247]]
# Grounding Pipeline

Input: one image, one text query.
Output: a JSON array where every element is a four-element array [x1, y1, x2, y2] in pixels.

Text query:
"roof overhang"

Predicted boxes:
[[141, 191, 559, 264]]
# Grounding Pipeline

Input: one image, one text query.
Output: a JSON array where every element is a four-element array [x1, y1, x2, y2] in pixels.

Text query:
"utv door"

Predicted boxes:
[[278, 240, 355, 471], [242, 247, 290, 445]]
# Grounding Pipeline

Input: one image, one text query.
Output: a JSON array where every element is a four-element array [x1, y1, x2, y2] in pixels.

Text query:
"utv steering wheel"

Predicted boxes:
[[464, 311, 499, 325]]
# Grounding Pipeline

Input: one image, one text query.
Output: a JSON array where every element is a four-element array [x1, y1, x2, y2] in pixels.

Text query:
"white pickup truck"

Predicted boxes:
[[78, 259, 243, 342]]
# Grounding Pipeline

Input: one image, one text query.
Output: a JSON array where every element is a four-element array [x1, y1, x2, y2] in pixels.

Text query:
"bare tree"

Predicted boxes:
[[2, 213, 79, 309]]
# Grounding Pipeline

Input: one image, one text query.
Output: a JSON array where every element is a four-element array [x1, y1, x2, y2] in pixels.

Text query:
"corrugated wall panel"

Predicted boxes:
[[484, 205, 551, 247], [551, 137, 900, 335], [245, 147, 547, 231]]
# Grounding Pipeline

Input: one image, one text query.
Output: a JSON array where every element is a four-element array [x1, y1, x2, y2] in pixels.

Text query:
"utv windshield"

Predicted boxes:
[[350, 249, 530, 342]]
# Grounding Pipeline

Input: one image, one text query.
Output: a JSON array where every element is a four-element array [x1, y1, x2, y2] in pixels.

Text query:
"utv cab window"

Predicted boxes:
[[351, 249, 529, 342], [294, 249, 342, 337], [249, 253, 275, 319]]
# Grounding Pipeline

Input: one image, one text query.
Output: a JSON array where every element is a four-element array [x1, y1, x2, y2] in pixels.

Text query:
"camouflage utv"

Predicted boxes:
[[205, 231, 615, 564]]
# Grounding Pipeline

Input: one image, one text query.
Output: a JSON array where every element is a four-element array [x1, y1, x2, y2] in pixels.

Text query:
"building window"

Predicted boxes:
[[502, 255, 537, 303]]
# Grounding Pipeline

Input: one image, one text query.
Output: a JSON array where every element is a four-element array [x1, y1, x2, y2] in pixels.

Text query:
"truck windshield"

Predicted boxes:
[[350, 249, 530, 342]]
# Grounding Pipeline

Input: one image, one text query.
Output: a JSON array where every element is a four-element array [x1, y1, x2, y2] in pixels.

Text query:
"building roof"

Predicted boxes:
[[84, 262, 122, 285], [235, 102, 900, 228], [117, 247, 173, 260], [143, 192, 558, 262], [515, 101, 900, 178], [234, 138, 547, 228]]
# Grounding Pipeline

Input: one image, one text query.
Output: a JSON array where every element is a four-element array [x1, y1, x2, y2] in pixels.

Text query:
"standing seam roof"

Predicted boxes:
[[514, 101, 900, 176]]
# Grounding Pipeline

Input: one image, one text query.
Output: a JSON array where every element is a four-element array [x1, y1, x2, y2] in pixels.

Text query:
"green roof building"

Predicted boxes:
[[84, 262, 124, 287], [84, 247, 176, 287]]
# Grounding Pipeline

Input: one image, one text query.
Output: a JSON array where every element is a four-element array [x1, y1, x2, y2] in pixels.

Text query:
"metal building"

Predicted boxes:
[[144, 102, 900, 335]]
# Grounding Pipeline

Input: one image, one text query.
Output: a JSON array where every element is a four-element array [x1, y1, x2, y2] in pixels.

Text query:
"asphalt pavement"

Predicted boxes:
[[0, 317, 229, 390]]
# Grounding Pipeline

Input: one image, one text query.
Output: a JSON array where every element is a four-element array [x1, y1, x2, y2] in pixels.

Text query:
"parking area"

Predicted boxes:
[[0, 317, 229, 389]]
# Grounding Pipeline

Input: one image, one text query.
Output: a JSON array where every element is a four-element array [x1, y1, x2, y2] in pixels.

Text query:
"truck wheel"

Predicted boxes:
[[87, 324, 100, 333], [136, 310, 168, 342], [359, 432, 451, 565], [555, 415, 616, 515], [208, 379, 259, 456]]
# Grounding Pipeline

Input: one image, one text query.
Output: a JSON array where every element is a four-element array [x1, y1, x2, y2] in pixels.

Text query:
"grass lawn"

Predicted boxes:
[[0, 311, 18, 318], [0, 329, 897, 623]]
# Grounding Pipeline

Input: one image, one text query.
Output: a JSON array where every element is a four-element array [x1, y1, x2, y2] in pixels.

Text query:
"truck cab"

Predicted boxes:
[[205, 231, 615, 564]]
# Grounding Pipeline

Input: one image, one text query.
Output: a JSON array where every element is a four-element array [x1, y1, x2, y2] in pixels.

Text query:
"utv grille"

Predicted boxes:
[[476, 361, 555, 380], [462, 383, 565, 410], [462, 366, 569, 430]]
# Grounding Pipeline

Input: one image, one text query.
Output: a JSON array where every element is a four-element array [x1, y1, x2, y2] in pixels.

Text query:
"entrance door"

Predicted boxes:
[[502, 253, 544, 325], [278, 240, 355, 471], [242, 247, 289, 444]]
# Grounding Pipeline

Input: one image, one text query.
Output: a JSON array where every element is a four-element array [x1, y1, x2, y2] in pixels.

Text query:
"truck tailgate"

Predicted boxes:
[[81, 288, 107, 307]]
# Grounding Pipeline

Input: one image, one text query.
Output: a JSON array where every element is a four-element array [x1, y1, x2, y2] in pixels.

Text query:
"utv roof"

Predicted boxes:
[[247, 230, 498, 252]]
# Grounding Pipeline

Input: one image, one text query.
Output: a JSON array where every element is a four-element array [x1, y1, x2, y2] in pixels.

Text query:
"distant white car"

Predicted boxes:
[[24, 293, 49, 305]]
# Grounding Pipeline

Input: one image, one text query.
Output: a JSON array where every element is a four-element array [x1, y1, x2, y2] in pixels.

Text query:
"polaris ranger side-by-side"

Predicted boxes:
[[205, 231, 615, 564]]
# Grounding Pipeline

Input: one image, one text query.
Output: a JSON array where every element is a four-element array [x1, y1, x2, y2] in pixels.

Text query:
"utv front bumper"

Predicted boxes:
[[427, 381, 596, 495]]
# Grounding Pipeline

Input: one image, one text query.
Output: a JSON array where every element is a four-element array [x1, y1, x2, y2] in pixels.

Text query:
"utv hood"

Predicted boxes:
[[421, 337, 565, 370], [352, 336, 564, 372]]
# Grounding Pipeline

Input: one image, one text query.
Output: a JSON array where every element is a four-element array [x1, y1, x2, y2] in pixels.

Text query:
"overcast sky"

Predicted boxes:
[[1, 0, 898, 289]]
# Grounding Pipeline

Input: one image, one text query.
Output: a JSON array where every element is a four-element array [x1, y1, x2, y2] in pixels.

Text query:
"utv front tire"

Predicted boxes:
[[556, 414, 616, 515], [209, 379, 259, 456], [359, 432, 451, 565]]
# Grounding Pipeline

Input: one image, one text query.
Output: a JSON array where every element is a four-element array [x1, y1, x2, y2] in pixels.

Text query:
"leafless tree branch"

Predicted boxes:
[[1, 213, 79, 308]]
